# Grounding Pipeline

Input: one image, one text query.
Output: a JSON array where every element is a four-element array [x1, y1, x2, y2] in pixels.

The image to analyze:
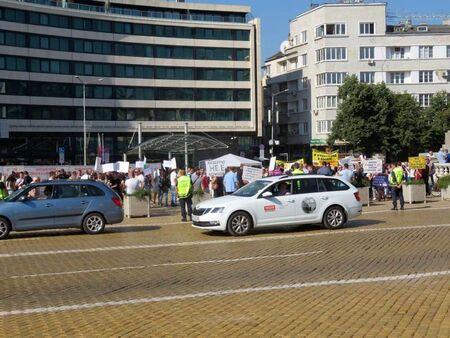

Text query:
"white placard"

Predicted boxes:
[[170, 157, 177, 169], [205, 160, 226, 177], [94, 157, 102, 172], [242, 166, 263, 182], [147, 162, 162, 172], [117, 161, 129, 173], [269, 156, 277, 171], [362, 159, 383, 174], [143, 168, 152, 176], [102, 163, 115, 173], [162, 160, 172, 168], [135, 161, 145, 169]]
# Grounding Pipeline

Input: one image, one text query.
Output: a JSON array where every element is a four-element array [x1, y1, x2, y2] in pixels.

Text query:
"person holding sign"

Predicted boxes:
[[389, 162, 405, 211]]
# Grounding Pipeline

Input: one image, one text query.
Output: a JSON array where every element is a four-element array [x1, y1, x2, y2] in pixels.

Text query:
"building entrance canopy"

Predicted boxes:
[[128, 133, 229, 155]]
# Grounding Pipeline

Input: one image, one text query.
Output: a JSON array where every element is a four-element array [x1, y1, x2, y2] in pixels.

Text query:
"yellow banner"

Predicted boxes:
[[408, 156, 426, 170], [276, 158, 304, 166], [312, 150, 339, 166]]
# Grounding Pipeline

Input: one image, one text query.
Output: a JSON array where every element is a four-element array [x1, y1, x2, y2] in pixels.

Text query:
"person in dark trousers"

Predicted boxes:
[[176, 169, 193, 222], [389, 161, 405, 210]]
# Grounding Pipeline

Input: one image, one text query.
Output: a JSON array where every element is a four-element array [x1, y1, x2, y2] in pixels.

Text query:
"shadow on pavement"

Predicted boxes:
[[105, 225, 161, 233], [203, 219, 385, 237]]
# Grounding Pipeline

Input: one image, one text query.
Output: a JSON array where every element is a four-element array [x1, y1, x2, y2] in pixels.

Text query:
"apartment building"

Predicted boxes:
[[0, 0, 261, 164], [263, 1, 450, 158]]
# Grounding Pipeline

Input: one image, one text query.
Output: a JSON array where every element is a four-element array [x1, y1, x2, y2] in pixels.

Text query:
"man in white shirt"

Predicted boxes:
[[80, 169, 91, 180], [170, 169, 178, 206], [340, 163, 354, 183], [125, 173, 141, 195]]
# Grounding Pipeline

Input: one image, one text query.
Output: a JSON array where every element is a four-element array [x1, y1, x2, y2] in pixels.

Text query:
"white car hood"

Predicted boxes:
[[195, 195, 249, 209]]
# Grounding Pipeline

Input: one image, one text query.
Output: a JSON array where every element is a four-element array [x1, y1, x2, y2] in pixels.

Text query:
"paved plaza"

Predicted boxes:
[[0, 199, 449, 337]]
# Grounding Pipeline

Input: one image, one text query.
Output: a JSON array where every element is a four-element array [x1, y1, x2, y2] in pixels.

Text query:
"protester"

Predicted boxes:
[[223, 167, 238, 195], [158, 170, 170, 207], [170, 169, 178, 207], [389, 161, 405, 211], [317, 162, 332, 176], [340, 163, 354, 183], [0, 181, 8, 200], [124, 171, 141, 195], [211, 175, 224, 198]]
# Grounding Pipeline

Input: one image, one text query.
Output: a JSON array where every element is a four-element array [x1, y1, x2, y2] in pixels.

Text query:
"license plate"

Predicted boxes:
[[191, 215, 199, 222]]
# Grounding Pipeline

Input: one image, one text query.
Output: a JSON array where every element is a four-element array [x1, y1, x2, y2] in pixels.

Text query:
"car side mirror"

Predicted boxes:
[[261, 191, 273, 198]]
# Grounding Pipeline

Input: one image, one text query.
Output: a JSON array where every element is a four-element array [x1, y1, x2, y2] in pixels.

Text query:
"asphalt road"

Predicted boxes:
[[0, 200, 449, 337]]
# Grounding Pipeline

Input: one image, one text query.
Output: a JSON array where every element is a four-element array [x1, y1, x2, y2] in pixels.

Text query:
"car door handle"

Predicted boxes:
[[81, 201, 88, 205], [45, 203, 52, 208], [287, 199, 296, 203], [321, 197, 329, 201]]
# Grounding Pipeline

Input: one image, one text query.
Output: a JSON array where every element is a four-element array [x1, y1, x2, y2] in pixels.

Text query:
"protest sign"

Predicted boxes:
[[147, 162, 161, 172], [312, 149, 339, 166], [135, 161, 145, 169], [143, 168, 152, 176], [373, 175, 389, 188], [94, 157, 102, 172], [170, 158, 177, 169], [408, 156, 426, 169], [363, 159, 383, 174], [102, 163, 115, 173], [242, 166, 263, 182], [116, 161, 129, 173], [269, 157, 276, 171], [205, 160, 226, 177], [162, 160, 172, 168]]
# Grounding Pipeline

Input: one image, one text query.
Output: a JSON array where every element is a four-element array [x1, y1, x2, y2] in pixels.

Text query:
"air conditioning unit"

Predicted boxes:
[[368, 59, 375, 65]]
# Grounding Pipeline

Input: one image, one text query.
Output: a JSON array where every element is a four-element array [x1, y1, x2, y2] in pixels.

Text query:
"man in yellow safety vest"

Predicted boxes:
[[176, 168, 193, 222], [389, 161, 405, 210]]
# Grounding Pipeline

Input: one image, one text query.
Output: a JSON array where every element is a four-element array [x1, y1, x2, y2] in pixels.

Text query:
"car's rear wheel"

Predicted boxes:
[[82, 213, 105, 235], [322, 206, 346, 229], [0, 217, 11, 240], [227, 211, 252, 236]]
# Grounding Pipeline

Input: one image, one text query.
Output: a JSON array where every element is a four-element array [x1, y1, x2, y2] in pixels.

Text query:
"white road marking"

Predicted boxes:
[[1, 270, 449, 316], [363, 205, 450, 215], [1, 223, 450, 259], [8, 252, 322, 279]]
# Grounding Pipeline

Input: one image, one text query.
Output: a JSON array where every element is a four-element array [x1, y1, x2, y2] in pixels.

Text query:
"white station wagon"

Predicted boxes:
[[192, 175, 362, 236]]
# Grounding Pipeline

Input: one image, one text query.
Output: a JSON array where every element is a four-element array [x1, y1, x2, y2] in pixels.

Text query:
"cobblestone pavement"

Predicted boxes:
[[0, 199, 449, 337]]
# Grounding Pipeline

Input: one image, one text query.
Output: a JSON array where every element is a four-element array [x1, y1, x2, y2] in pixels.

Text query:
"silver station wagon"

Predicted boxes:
[[0, 180, 124, 240]]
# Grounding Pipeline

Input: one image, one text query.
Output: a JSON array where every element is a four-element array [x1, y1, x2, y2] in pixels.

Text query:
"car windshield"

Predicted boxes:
[[232, 180, 272, 197], [3, 186, 27, 202]]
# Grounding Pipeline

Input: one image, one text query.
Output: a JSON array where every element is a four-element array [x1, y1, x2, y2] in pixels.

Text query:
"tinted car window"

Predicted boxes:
[[293, 178, 318, 194], [320, 178, 350, 191], [26, 185, 54, 200], [85, 184, 105, 196], [270, 180, 292, 196], [54, 184, 80, 199]]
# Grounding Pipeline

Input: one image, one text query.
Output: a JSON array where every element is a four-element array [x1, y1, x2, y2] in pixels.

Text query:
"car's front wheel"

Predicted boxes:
[[0, 217, 11, 240], [322, 206, 346, 229], [82, 213, 106, 235], [227, 211, 252, 236]]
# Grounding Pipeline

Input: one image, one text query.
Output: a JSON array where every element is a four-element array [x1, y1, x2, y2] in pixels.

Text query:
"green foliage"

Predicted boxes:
[[437, 175, 450, 189], [404, 179, 424, 185], [329, 77, 449, 161], [129, 188, 151, 201]]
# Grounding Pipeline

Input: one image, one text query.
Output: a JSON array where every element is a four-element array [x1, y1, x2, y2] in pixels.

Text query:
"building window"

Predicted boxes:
[[279, 61, 287, 73], [447, 45, 450, 58], [317, 120, 334, 134], [302, 98, 309, 111], [288, 123, 299, 136], [360, 22, 375, 35], [316, 47, 347, 62], [360, 72, 375, 84], [0, 81, 5, 94], [288, 57, 298, 70], [360, 47, 375, 60], [317, 96, 339, 109], [301, 53, 307, 66], [315, 23, 345, 37], [316, 72, 348, 86], [419, 71, 433, 83], [389, 72, 405, 84], [301, 30, 307, 43], [264, 65, 271, 76], [419, 46, 433, 59], [299, 122, 308, 135], [418, 94, 433, 107], [301, 77, 308, 88], [388, 47, 405, 59]]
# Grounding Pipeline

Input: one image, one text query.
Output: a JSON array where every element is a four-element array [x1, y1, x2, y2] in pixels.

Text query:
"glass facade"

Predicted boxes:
[[0, 30, 250, 61], [0, 7, 250, 40], [0, 105, 251, 121]]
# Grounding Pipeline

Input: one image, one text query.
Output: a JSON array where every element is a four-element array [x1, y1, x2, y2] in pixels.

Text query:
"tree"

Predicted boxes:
[[421, 91, 450, 151]]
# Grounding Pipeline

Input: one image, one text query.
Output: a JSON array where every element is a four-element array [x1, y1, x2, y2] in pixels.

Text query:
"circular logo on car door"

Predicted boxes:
[[302, 198, 317, 213]]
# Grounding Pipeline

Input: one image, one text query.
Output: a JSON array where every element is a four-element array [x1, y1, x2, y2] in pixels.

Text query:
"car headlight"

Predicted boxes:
[[211, 207, 225, 213]]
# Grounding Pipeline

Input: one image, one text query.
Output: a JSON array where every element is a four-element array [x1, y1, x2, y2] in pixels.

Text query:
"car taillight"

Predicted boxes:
[[112, 197, 122, 207], [353, 191, 361, 202]]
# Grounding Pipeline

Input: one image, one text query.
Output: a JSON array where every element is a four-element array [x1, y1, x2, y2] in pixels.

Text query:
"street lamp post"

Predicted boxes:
[[75, 76, 102, 166], [270, 89, 290, 156]]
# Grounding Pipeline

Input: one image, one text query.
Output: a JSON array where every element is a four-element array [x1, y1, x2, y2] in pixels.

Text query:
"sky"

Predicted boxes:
[[188, 0, 449, 61]]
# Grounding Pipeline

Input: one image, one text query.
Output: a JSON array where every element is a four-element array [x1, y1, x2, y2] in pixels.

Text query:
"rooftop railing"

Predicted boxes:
[[16, 0, 247, 24]]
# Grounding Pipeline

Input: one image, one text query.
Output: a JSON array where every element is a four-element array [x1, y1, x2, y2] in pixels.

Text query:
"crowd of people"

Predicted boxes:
[[0, 153, 438, 218]]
